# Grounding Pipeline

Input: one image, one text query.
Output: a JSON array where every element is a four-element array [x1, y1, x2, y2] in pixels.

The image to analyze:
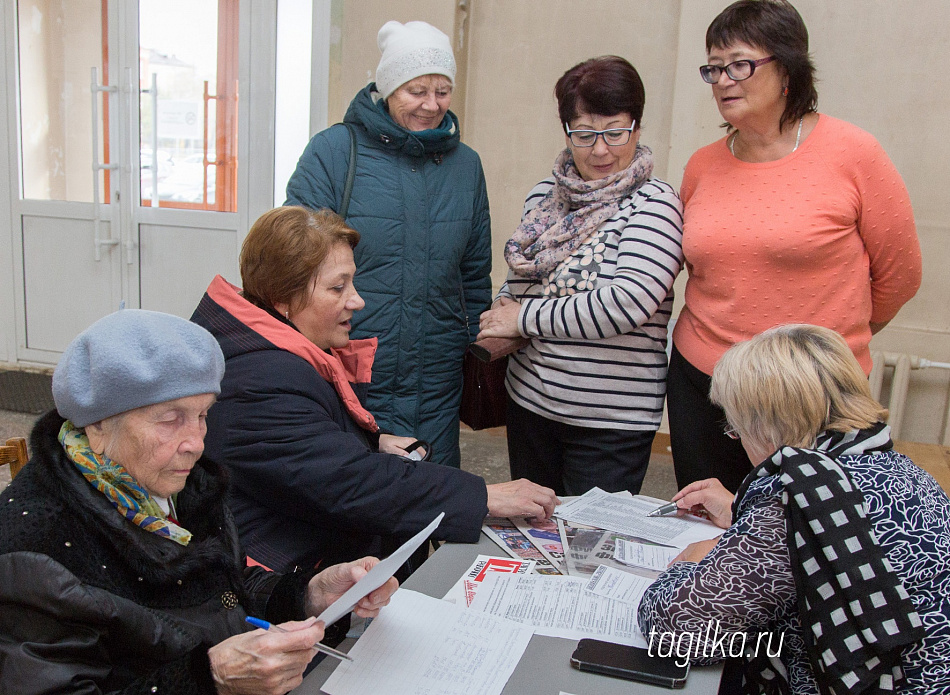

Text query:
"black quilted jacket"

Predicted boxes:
[[0, 410, 312, 694]]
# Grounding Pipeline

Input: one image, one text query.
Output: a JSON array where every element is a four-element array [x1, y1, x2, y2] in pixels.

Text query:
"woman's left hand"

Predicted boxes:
[[306, 557, 399, 618], [378, 434, 425, 458], [670, 537, 721, 565], [477, 301, 522, 340]]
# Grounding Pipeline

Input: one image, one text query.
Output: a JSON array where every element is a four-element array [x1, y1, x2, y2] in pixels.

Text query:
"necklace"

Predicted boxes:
[[729, 115, 804, 158]]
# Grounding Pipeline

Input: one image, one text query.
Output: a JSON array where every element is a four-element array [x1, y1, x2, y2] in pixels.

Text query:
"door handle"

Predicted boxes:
[[125, 68, 138, 265], [91, 67, 119, 261]]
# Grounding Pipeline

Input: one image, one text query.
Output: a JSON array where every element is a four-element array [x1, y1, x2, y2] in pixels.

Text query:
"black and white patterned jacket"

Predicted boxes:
[[639, 439, 950, 694]]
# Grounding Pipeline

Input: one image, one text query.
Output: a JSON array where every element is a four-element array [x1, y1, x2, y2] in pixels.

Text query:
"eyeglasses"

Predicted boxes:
[[724, 425, 740, 440], [565, 123, 637, 148], [699, 56, 776, 84]]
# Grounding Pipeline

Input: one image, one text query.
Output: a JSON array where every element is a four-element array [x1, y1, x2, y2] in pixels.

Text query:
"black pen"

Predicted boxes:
[[646, 501, 679, 517], [245, 616, 354, 662]]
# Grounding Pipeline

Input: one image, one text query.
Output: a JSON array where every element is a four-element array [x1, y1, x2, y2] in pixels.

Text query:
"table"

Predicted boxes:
[[295, 534, 723, 694]]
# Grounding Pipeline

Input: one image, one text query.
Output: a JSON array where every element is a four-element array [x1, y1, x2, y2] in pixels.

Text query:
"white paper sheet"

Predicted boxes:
[[467, 572, 648, 648], [317, 512, 444, 627], [554, 488, 723, 548], [613, 539, 679, 571], [442, 555, 536, 606], [321, 589, 533, 695], [584, 564, 655, 607]]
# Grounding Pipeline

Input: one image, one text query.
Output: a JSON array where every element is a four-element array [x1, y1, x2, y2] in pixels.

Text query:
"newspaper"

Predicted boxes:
[[556, 517, 664, 580], [481, 517, 562, 575], [512, 516, 566, 573], [442, 554, 536, 606]]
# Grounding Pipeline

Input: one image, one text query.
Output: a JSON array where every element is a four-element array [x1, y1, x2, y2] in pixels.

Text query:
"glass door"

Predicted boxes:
[[11, 0, 244, 362], [138, 0, 238, 211]]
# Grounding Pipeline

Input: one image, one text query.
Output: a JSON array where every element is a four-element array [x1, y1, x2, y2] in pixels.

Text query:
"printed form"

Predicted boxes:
[[467, 572, 648, 648], [554, 488, 723, 548], [584, 564, 655, 606], [613, 539, 680, 571], [321, 589, 533, 695]]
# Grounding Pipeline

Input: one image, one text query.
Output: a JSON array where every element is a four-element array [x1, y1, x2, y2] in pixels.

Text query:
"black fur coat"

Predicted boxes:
[[0, 410, 311, 694]]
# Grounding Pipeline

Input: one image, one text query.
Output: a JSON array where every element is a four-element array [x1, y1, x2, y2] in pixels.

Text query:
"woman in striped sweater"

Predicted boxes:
[[477, 56, 684, 496]]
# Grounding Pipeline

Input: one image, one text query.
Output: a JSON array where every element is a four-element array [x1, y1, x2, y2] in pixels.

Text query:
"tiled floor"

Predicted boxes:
[[0, 410, 679, 501], [460, 424, 678, 499]]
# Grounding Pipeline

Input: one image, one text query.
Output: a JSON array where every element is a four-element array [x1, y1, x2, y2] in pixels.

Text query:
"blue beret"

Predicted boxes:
[[52, 310, 225, 427]]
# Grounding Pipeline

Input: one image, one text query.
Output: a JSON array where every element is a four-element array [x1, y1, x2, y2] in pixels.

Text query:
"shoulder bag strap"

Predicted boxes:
[[340, 122, 358, 219]]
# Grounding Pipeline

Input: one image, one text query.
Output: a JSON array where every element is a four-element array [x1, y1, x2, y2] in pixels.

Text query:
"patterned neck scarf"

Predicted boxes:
[[504, 144, 653, 286], [59, 420, 192, 546], [734, 424, 924, 694]]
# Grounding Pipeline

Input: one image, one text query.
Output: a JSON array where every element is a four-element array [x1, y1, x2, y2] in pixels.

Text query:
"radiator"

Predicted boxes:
[[869, 352, 950, 445]]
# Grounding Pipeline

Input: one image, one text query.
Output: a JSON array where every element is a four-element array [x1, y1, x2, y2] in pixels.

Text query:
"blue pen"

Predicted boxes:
[[245, 616, 354, 662]]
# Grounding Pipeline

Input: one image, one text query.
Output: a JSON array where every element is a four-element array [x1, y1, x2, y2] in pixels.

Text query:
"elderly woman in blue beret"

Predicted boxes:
[[0, 310, 397, 695]]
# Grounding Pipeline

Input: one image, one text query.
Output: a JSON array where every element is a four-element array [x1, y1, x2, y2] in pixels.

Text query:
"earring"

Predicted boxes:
[[782, 85, 789, 97], [285, 311, 289, 319]]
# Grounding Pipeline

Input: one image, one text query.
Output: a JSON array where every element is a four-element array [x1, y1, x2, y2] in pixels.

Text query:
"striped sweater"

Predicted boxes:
[[498, 177, 684, 430]]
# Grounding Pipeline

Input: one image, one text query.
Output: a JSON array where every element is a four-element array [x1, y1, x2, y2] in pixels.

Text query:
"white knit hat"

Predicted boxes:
[[375, 20, 456, 99]]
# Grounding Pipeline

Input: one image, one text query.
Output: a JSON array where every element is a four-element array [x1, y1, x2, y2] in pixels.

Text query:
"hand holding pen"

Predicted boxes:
[[646, 501, 680, 517], [208, 616, 326, 694], [647, 478, 736, 529], [246, 616, 353, 662]]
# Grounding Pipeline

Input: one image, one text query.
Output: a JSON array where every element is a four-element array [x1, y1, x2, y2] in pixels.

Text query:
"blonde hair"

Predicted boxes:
[[240, 207, 359, 314], [709, 324, 888, 451]]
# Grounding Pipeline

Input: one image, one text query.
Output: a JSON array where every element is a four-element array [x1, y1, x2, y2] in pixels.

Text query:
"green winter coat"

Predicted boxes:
[[285, 84, 492, 468]]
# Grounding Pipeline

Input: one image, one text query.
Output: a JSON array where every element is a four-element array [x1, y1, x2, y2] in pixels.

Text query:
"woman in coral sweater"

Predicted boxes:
[[668, 0, 921, 492]]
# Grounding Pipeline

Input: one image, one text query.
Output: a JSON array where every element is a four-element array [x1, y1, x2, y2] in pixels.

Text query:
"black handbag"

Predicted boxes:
[[459, 336, 528, 430], [460, 349, 509, 430]]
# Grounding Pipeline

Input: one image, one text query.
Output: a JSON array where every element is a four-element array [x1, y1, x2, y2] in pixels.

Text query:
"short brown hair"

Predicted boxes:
[[706, 0, 818, 131], [555, 56, 645, 131], [240, 207, 359, 314], [710, 324, 888, 451]]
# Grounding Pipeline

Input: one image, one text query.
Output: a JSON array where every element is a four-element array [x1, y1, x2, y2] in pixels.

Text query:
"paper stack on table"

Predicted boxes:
[[323, 496, 725, 694], [322, 589, 533, 695]]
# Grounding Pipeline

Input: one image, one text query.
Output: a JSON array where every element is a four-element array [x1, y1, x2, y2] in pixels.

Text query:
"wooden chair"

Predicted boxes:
[[0, 437, 28, 480]]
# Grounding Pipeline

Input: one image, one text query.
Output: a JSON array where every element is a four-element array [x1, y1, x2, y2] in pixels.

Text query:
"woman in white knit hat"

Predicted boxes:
[[285, 20, 490, 472]]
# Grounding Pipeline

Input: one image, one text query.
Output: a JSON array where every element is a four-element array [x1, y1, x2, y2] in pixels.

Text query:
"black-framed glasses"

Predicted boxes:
[[724, 425, 740, 440], [699, 56, 776, 84], [565, 123, 636, 148]]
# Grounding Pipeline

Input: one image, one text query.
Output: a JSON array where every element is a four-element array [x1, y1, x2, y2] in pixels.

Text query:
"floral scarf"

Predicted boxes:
[[59, 420, 192, 546], [504, 144, 654, 293]]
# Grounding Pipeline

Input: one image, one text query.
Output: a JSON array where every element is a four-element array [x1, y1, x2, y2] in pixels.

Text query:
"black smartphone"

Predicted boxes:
[[570, 639, 689, 688]]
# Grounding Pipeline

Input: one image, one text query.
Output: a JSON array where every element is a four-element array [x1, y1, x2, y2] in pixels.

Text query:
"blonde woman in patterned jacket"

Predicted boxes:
[[639, 325, 950, 694], [478, 56, 684, 497]]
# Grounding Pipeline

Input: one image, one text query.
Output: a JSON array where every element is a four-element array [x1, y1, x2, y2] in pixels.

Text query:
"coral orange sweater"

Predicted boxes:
[[673, 114, 921, 376]]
